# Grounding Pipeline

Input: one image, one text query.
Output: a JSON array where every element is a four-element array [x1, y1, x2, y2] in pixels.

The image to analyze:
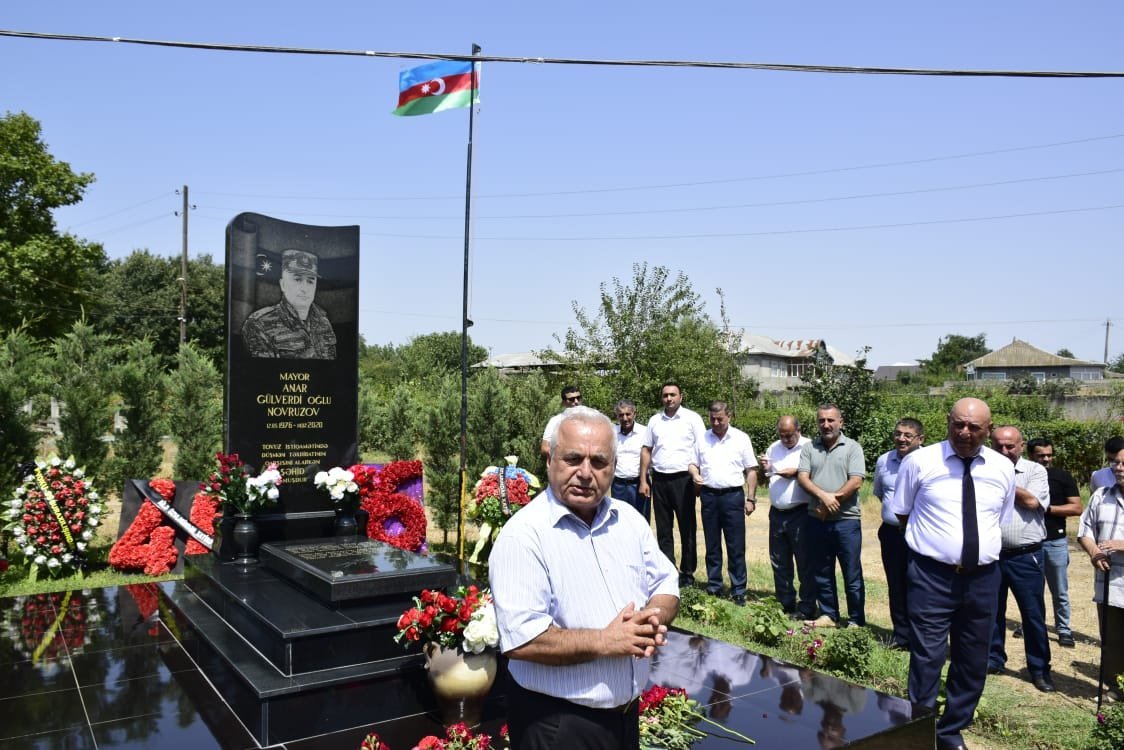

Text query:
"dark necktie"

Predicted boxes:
[[960, 455, 979, 572]]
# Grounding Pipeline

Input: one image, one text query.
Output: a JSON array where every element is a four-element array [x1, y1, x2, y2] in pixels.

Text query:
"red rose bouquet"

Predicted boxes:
[[639, 685, 755, 749], [394, 584, 498, 654]]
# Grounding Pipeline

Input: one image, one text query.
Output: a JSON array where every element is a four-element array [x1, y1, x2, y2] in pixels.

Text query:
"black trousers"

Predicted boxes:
[[651, 471, 696, 578], [507, 681, 639, 750]]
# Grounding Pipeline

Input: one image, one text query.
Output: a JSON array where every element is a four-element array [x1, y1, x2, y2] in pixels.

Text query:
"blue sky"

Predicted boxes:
[[3, 2, 1123, 367]]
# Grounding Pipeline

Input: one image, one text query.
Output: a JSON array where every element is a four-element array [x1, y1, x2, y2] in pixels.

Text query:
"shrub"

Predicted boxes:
[[1088, 677, 1124, 750], [816, 626, 876, 681], [740, 595, 790, 647], [677, 587, 732, 627]]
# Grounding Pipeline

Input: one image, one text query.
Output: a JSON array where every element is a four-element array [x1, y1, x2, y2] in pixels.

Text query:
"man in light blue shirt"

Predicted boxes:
[[872, 417, 925, 649], [491, 406, 679, 749]]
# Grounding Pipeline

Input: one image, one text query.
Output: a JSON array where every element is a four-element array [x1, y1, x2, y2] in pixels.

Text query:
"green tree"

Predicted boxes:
[[919, 333, 990, 374], [398, 331, 487, 381], [358, 380, 418, 461], [1109, 352, 1124, 375], [0, 328, 46, 475], [416, 372, 462, 545], [51, 320, 115, 478], [92, 251, 226, 369], [548, 263, 755, 414], [0, 112, 105, 339], [104, 339, 167, 494], [797, 347, 882, 460], [167, 343, 222, 482], [1056, 347, 1075, 359]]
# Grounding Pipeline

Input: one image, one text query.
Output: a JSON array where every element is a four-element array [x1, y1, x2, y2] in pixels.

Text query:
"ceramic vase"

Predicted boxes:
[[423, 642, 497, 727], [231, 513, 259, 565]]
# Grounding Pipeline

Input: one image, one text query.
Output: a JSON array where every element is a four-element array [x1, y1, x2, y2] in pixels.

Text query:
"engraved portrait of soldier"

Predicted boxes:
[[241, 249, 337, 360]]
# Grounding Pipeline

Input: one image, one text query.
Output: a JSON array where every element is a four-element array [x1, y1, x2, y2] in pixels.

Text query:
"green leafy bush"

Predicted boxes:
[[740, 595, 790, 647], [677, 587, 732, 627], [816, 626, 876, 681], [1088, 677, 1124, 750]]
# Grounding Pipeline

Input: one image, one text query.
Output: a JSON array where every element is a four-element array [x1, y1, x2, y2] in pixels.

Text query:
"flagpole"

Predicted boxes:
[[457, 43, 481, 563]]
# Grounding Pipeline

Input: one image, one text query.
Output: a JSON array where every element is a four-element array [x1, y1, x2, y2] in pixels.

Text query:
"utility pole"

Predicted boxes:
[[1105, 318, 1113, 364], [177, 185, 189, 347]]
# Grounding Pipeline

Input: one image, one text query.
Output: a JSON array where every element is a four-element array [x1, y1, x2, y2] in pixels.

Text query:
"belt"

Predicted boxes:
[[702, 486, 743, 494], [1000, 541, 1043, 560], [614, 476, 641, 484], [770, 504, 808, 514], [652, 470, 689, 479], [918, 554, 996, 575]]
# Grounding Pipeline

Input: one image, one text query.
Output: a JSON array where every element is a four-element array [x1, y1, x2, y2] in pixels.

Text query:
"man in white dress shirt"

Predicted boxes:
[[888, 397, 1015, 750], [539, 385, 583, 460], [491, 406, 679, 749], [761, 415, 814, 619], [612, 399, 650, 520], [689, 401, 758, 605], [639, 381, 707, 587]]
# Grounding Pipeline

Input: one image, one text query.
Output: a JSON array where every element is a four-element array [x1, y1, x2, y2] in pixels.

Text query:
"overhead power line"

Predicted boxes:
[[194, 133, 1124, 202], [4, 29, 1124, 78], [347, 203, 1124, 241], [192, 167, 1124, 221]]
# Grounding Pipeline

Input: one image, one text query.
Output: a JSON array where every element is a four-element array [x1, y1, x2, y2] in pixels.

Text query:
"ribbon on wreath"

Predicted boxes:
[[33, 468, 75, 550]]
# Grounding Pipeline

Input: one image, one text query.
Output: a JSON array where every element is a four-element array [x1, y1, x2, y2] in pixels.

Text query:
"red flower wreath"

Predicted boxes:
[[355, 461, 427, 553], [185, 492, 220, 555], [107, 478, 179, 576], [367, 492, 428, 552]]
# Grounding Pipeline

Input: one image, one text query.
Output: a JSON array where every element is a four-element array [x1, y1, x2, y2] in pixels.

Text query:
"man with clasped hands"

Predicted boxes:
[[888, 398, 1015, 750], [490, 406, 679, 749]]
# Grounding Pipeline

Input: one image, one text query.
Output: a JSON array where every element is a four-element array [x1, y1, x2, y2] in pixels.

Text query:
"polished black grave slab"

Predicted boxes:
[[0, 584, 934, 748], [259, 537, 457, 603], [183, 553, 417, 675]]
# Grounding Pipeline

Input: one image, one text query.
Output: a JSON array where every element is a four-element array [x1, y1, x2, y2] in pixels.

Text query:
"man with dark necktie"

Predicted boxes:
[[888, 398, 1016, 750]]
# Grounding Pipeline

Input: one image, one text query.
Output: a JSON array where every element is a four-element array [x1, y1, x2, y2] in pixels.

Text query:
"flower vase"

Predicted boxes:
[[334, 505, 359, 537], [231, 513, 259, 565], [423, 643, 497, 727]]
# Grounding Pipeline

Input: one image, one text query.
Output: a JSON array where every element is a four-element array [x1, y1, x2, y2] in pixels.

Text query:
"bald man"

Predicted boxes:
[[987, 426, 1053, 693], [888, 398, 1016, 750]]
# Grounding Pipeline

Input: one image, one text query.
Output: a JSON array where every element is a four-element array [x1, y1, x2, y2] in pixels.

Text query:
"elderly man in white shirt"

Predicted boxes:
[[760, 415, 813, 619]]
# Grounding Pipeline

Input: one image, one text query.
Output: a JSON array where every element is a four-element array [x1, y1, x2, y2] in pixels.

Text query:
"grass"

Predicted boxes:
[[0, 539, 179, 597]]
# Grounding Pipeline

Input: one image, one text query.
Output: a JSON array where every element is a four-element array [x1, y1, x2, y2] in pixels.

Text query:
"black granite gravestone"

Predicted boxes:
[[223, 212, 360, 549]]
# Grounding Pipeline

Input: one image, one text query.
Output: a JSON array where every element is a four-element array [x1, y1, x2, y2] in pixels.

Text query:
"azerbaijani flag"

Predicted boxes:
[[393, 60, 480, 117]]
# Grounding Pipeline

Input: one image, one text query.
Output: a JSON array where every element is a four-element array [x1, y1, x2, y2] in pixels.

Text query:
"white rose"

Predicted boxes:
[[82, 530, 93, 540], [76, 542, 87, 551], [462, 605, 500, 654], [89, 518, 99, 526], [88, 492, 99, 501], [61, 553, 73, 563], [25, 546, 36, 556], [47, 557, 60, 568], [267, 487, 279, 500], [74, 468, 85, 478], [34, 555, 47, 565], [314, 471, 328, 486], [50, 457, 62, 467]]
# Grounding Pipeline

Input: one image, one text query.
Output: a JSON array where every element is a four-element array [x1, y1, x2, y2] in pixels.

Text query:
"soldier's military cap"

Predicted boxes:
[[281, 249, 320, 278]]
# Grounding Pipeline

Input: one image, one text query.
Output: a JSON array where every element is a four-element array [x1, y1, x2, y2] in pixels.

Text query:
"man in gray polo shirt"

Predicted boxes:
[[987, 425, 1054, 692], [797, 403, 866, 628]]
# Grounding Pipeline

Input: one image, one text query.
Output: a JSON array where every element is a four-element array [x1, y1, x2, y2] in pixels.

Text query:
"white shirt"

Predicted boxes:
[[695, 426, 757, 488], [1000, 457, 1049, 548], [489, 487, 679, 708], [1078, 483, 1124, 607], [765, 436, 811, 510], [889, 441, 1016, 567], [643, 407, 706, 474], [614, 423, 647, 480]]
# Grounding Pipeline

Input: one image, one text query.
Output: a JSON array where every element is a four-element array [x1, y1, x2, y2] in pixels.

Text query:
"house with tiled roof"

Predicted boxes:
[[733, 333, 858, 392], [963, 339, 1106, 382]]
